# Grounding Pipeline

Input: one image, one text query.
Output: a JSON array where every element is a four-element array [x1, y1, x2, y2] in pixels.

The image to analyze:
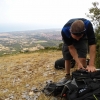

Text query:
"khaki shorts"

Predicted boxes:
[[62, 40, 88, 60]]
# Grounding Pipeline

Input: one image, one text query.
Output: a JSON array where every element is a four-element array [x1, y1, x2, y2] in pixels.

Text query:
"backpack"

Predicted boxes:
[[62, 69, 100, 100], [54, 58, 75, 69], [42, 82, 64, 96], [42, 69, 100, 100]]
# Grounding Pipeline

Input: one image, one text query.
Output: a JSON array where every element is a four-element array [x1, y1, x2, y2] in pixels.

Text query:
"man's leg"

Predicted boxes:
[[65, 60, 71, 74], [58, 60, 72, 82], [62, 43, 72, 77]]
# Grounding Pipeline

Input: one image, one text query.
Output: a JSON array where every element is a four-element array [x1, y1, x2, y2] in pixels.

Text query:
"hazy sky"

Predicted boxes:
[[0, 0, 100, 32]]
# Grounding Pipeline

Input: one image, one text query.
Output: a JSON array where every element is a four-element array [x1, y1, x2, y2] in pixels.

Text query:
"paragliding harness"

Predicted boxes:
[[42, 69, 100, 100]]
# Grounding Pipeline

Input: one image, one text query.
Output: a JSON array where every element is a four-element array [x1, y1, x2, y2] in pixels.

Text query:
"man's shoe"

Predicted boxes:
[[65, 74, 72, 80], [56, 74, 72, 85]]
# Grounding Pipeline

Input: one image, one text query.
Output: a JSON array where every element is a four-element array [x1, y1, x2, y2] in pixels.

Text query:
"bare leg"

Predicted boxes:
[[57, 59, 72, 83], [65, 60, 71, 74]]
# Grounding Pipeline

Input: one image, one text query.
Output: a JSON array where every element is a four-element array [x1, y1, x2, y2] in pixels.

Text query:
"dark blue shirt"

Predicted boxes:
[[61, 18, 96, 46]]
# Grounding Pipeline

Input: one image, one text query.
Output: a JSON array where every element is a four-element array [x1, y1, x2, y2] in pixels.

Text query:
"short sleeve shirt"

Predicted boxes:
[[61, 18, 96, 46]]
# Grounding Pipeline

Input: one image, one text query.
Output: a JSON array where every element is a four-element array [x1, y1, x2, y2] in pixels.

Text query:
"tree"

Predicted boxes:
[[86, 2, 100, 68], [86, 2, 100, 28]]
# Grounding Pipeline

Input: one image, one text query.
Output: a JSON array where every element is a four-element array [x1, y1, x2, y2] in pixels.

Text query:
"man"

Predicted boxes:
[[61, 18, 96, 79]]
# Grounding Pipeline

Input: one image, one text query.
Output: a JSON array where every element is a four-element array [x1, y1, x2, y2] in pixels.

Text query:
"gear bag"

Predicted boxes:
[[42, 69, 100, 100], [62, 69, 100, 100], [54, 58, 75, 69]]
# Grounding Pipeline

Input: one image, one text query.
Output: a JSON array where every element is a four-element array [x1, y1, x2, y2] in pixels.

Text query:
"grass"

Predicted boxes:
[[0, 50, 76, 100]]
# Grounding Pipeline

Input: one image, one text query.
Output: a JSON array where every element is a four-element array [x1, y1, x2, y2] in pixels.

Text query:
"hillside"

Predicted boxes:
[[0, 50, 76, 100]]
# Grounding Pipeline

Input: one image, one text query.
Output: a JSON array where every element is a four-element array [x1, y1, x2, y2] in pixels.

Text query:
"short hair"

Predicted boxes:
[[70, 20, 85, 36]]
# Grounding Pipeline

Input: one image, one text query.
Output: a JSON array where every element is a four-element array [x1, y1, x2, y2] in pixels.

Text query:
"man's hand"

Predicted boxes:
[[86, 65, 96, 72]]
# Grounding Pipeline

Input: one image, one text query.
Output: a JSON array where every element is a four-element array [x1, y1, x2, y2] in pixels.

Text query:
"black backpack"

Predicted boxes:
[[62, 69, 100, 100], [42, 82, 64, 96], [42, 69, 100, 100], [54, 58, 75, 69]]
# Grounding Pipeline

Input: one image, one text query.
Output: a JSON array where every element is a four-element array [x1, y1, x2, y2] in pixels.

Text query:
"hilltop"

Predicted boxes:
[[0, 50, 76, 100]]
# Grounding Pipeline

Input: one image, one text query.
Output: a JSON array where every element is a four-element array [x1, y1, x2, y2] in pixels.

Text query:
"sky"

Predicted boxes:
[[0, 0, 100, 32]]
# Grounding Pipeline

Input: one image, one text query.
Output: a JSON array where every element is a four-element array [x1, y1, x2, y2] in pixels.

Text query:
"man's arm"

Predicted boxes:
[[68, 45, 84, 69], [89, 44, 96, 66], [86, 20, 96, 72], [86, 44, 96, 72]]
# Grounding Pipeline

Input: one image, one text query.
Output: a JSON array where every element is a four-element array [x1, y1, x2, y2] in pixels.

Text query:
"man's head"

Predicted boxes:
[[70, 20, 86, 40]]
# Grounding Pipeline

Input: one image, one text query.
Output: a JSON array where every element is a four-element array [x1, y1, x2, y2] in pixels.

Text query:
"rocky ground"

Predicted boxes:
[[0, 50, 76, 100]]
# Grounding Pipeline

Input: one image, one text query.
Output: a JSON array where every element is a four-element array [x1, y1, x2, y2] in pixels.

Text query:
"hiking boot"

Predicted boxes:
[[56, 74, 72, 85], [65, 74, 72, 80]]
